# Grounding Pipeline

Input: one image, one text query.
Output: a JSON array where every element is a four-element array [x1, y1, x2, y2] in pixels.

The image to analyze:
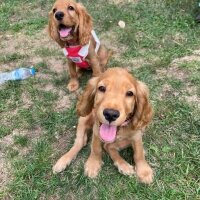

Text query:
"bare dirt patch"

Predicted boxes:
[[39, 194, 60, 200], [36, 81, 73, 111], [193, 50, 200, 55], [183, 84, 200, 109], [1, 127, 43, 156], [0, 109, 18, 127], [36, 72, 52, 80], [21, 91, 33, 109], [156, 49, 200, 80], [169, 49, 200, 77], [156, 65, 188, 80], [0, 29, 56, 55], [0, 152, 12, 196], [51, 128, 78, 162], [55, 95, 71, 111], [128, 57, 147, 69], [36, 81, 74, 111], [53, 133, 73, 154], [171, 55, 200, 66], [163, 32, 186, 46], [157, 72, 200, 108], [0, 28, 64, 74], [156, 50, 200, 108], [158, 83, 179, 100], [184, 94, 200, 108], [47, 58, 67, 74], [0, 127, 42, 193], [40, 83, 55, 92], [0, 126, 43, 189]]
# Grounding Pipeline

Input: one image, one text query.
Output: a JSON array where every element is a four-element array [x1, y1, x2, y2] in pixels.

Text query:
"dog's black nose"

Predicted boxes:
[[103, 109, 120, 123], [55, 11, 64, 21]]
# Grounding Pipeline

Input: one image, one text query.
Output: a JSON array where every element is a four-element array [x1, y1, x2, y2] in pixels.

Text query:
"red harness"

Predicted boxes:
[[63, 30, 100, 69], [63, 46, 90, 69]]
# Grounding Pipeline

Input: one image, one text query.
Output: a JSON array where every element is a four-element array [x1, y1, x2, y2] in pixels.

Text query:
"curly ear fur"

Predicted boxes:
[[48, 11, 65, 48], [77, 3, 93, 46], [132, 81, 153, 129], [76, 77, 99, 117]]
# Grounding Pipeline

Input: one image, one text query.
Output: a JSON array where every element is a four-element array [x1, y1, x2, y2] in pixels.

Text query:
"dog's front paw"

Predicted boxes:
[[135, 162, 153, 184], [67, 79, 79, 92], [84, 158, 102, 178], [53, 158, 71, 174], [115, 161, 135, 176]]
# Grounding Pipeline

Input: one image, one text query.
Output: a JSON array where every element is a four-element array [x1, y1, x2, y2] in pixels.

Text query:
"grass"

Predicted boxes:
[[13, 135, 29, 147], [0, 0, 200, 199]]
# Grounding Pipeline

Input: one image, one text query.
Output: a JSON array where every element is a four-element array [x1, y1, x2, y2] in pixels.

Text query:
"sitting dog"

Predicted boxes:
[[48, 0, 111, 91], [53, 68, 153, 184]]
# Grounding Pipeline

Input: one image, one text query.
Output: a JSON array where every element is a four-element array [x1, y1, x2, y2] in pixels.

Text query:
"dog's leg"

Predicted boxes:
[[132, 134, 153, 184], [89, 48, 112, 74], [87, 45, 103, 76], [84, 125, 103, 178], [89, 56, 102, 77], [104, 140, 135, 176], [53, 115, 93, 174], [98, 45, 113, 72], [67, 60, 79, 91], [76, 67, 83, 78]]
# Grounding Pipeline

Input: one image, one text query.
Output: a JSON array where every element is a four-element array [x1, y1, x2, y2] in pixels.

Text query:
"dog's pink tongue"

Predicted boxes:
[[59, 27, 72, 38], [100, 124, 117, 142]]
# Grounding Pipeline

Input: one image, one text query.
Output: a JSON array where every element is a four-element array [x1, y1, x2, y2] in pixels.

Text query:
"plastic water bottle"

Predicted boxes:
[[0, 67, 36, 85]]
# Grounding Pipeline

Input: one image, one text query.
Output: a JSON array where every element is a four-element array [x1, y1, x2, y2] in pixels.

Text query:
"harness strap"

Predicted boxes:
[[62, 30, 100, 59], [91, 30, 100, 53]]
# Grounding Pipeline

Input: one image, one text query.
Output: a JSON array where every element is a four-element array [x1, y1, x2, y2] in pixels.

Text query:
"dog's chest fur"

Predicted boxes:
[[116, 126, 136, 140]]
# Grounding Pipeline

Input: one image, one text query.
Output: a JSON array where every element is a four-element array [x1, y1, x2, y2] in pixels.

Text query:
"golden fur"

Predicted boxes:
[[48, 0, 111, 91], [53, 68, 153, 184]]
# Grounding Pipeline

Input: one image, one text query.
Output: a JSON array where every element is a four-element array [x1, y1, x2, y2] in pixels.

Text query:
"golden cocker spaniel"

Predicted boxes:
[[53, 68, 153, 184], [48, 0, 111, 91]]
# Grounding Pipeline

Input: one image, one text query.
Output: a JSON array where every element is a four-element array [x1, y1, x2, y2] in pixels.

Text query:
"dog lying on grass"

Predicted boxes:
[[53, 68, 154, 184], [48, 0, 111, 91]]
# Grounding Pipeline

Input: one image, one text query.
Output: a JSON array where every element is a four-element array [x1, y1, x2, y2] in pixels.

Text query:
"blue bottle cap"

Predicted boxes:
[[30, 68, 36, 76]]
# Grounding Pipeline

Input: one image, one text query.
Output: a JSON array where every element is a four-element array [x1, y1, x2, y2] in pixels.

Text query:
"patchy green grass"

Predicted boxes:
[[0, 0, 200, 199], [0, 53, 28, 63], [13, 135, 29, 147]]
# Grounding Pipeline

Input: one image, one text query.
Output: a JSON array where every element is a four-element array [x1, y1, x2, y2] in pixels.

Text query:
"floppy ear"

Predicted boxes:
[[77, 3, 93, 46], [76, 77, 99, 117], [132, 81, 153, 129], [48, 11, 65, 48]]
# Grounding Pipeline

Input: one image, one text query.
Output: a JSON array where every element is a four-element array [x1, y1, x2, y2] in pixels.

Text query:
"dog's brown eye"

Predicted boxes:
[[53, 8, 57, 13], [68, 6, 74, 11], [98, 86, 106, 93], [126, 91, 134, 97]]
